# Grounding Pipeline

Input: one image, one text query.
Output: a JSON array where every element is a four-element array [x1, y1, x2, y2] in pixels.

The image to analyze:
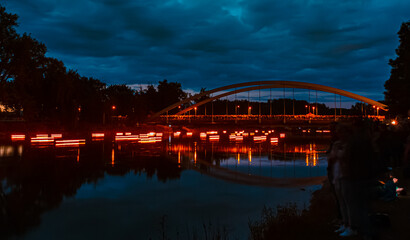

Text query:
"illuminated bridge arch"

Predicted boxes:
[[150, 81, 387, 119]]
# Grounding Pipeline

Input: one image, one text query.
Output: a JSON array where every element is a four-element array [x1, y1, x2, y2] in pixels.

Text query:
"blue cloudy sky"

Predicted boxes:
[[4, 0, 410, 104]]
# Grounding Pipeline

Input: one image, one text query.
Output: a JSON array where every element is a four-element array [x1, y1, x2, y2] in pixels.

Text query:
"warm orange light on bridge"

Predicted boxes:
[[112, 105, 116, 110], [280, 133, 286, 138], [391, 120, 397, 125], [186, 132, 193, 137]]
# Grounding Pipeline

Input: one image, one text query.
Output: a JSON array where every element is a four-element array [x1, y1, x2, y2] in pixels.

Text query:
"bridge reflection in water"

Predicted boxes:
[[166, 141, 328, 188]]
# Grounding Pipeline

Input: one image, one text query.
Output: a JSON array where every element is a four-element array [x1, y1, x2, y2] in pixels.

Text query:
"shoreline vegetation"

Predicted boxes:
[[249, 171, 410, 240]]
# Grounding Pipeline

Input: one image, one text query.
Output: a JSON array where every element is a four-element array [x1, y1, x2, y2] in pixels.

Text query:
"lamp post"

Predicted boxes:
[[312, 106, 315, 115], [236, 105, 240, 123], [305, 105, 308, 114], [248, 106, 252, 116]]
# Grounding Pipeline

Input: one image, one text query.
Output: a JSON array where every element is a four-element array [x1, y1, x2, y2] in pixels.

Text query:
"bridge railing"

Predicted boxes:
[[160, 114, 385, 121]]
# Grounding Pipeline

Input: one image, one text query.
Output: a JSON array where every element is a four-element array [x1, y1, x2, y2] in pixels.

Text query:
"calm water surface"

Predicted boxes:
[[0, 136, 329, 239]]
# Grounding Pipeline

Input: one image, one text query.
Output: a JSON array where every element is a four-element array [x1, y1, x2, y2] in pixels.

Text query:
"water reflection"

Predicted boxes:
[[0, 139, 328, 239]]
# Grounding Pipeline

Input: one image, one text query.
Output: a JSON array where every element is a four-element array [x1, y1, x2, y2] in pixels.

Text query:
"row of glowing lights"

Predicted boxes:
[[195, 130, 284, 143], [10, 134, 86, 147], [10, 128, 333, 146], [10, 132, 165, 147], [114, 132, 163, 143]]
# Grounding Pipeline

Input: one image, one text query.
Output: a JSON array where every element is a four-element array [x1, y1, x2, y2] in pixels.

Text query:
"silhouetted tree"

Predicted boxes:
[[385, 21, 410, 117], [157, 79, 187, 110], [105, 84, 135, 118]]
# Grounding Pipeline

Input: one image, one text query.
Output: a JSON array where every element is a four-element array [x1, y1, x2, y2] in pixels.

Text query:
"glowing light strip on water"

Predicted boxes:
[[253, 136, 267, 142], [11, 134, 25, 141], [115, 135, 140, 141], [55, 139, 85, 147], [209, 135, 220, 141], [139, 136, 162, 143], [51, 134, 62, 139]]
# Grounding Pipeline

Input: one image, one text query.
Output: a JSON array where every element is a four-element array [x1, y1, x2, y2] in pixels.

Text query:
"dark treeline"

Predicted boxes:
[[0, 6, 187, 127]]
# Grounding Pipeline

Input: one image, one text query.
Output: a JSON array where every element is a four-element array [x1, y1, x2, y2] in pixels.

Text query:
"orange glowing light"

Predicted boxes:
[[125, 132, 132, 136], [222, 130, 227, 134], [253, 136, 267, 142], [112, 105, 116, 110], [206, 131, 218, 134], [116, 132, 123, 136], [115, 135, 140, 141], [280, 133, 286, 138], [174, 131, 181, 137], [51, 134, 62, 139], [186, 132, 193, 137], [139, 136, 162, 143], [391, 120, 397, 125], [55, 139, 85, 147], [11, 134, 25, 141], [31, 136, 54, 143], [323, 130, 331, 133], [270, 137, 279, 143], [111, 148, 115, 166], [92, 133, 105, 138], [209, 135, 220, 141], [36, 134, 48, 138]]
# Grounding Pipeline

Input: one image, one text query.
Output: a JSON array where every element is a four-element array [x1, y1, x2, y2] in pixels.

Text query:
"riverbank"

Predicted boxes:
[[250, 169, 410, 240]]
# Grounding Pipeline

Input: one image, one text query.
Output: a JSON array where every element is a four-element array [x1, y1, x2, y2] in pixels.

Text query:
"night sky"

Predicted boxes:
[[4, 0, 410, 104]]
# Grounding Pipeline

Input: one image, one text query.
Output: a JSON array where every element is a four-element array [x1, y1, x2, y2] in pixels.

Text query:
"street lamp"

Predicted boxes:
[[194, 107, 197, 116], [312, 106, 315, 115], [112, 105, 116, 110], [236, 105, 240, 115], [305, 105, 308, 114], [248, 106, 252, 115]]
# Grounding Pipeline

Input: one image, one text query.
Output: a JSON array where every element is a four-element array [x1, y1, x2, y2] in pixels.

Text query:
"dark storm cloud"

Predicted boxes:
[[4, 0, 410, 101]]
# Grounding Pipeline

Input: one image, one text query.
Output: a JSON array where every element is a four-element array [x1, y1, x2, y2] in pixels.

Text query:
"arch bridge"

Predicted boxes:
[[149, 81, 387, 122]]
